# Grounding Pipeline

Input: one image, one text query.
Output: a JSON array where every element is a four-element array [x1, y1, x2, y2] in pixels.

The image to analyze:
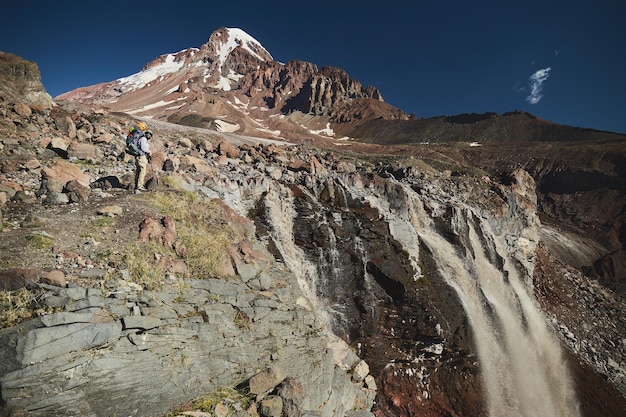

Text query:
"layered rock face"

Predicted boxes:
[[248, 161, 585, 417], [0, 253, 375, 417], [0, 52, 53, 109]]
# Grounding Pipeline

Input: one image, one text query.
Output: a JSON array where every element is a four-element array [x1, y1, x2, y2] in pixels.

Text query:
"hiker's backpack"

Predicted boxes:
[[125, 123, 147, 156], [129, 121, 148, 134], [125, 132, 142, 156]]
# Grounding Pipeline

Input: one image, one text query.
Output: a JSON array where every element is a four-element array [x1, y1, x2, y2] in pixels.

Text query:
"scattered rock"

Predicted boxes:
[[97, 205, 123, 217], [41, 269, 66, 287], [249, 365, 287, 396]]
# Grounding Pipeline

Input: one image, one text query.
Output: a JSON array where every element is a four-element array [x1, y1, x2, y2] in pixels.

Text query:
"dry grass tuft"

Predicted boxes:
[[143, 187, 236, 279], [166, 386, 253, 416], [124, 241, 173, 291], [0, 287, 46, 328]]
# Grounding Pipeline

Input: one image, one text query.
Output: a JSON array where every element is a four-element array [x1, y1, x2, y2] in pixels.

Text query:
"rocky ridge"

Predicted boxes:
[[0, 52, 53, 109]]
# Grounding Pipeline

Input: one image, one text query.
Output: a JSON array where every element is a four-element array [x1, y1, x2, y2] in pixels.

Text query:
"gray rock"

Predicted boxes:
[[121, 316, 163, 330], [40, 312, 94, 327], [16, 322, 122, 364], [259, 395, 283, 417], [249, 365, 287, 396]]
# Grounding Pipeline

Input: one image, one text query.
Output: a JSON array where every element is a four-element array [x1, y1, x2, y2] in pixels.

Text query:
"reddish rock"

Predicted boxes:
[[0, 268, 42, 291], [218, 140, 240, 159], [13, 102, 32, 117], [41, 269, 67, 288], [41, 160, 92, 188]]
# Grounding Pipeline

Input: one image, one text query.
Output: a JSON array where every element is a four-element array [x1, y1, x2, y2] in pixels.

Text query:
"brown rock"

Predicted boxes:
[[161, 215, 177, 248], [248, 365, 286, 396], [92, 132, 115, 144], [41, 160, 92, 188], [310, 156, 328, 176], [97, 205, 124, 217], [67, 142, 97, 161], [64, 179, 90, 203], [139, 214, 181, 250], [166, 259, 188, 276], [48, 136, 70, 153], [41, 269, 67, 288], [24, 158, 41, 171], [0, 159, 19, 173], [218, 140, 240, 158], [149, 151, 166, 172], [275, 378, 303, 417], [13, 102, 31, 117], [139, 214, 163, 244], [0, 180, 22, 192], [239, 240, 271, 263], [0, 268, 42, 291]]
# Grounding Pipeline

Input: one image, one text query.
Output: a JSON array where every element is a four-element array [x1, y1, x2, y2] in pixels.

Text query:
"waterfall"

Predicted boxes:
[[263, 182, 334, 327], [407, 193, 581, 417], [263, 173, 580, 416]]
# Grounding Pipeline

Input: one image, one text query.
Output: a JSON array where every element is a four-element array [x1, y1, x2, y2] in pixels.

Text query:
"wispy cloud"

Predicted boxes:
[[526, 67, 551, 104]]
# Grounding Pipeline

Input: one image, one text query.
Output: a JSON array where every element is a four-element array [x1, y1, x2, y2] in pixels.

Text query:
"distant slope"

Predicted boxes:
[[339, 111, 626, 145]]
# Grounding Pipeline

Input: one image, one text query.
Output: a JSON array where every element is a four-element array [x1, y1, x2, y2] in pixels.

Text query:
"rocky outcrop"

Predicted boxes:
[[0, 233, 375, 417], [0, 52, 53, 109]]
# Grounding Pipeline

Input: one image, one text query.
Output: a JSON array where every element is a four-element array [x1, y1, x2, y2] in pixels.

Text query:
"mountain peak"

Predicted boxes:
[[55, 26, 403, 141], [206, 27, 273, 66]]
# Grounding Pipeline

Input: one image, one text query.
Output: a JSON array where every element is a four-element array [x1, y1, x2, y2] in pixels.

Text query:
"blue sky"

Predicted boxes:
[[2, 0, 625, 134]]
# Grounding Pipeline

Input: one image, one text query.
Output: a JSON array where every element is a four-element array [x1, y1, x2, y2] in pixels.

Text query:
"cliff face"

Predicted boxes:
[[0, 246, 375, 417], [0, 52, 53, 109]]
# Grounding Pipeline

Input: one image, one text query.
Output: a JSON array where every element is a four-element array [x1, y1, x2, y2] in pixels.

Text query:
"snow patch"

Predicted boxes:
[[214, 120, 240, 132], [309, 123, 335, 137], [125, 97, 187, 114], [215, 28, 272, 68], [214, 69, 245, 91], [118, 54, 184, 90], [256, 127, 282, 137]]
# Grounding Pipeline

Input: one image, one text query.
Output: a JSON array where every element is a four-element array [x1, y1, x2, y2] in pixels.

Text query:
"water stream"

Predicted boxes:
[[412, 200, 581, 417]]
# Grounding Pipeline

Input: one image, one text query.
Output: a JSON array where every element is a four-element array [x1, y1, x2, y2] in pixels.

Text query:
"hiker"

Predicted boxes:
[[134, 129, 153, 193]]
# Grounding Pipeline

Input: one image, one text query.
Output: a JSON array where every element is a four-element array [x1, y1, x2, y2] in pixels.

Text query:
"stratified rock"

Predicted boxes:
[[0, 52, 53, 108]]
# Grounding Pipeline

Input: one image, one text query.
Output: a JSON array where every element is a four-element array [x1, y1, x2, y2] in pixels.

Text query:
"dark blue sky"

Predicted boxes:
[[2, 0, 625, 134]]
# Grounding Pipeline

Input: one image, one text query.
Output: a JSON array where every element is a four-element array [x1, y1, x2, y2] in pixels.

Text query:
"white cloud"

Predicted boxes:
[[526, 67, 551, 104]]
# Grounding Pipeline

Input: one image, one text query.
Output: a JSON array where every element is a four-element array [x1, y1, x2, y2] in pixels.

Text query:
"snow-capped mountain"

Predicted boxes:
[[57, 27, 408, 142]]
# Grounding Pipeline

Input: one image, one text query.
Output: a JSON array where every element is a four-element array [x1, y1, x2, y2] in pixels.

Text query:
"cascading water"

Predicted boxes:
[[411, 199, 581, 417], [262, 171, 581, 417], [263, 182, 334, 327]]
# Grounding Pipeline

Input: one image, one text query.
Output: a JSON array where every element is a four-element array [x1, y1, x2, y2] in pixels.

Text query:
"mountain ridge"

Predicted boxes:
[[54, 27, 626, 146]]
